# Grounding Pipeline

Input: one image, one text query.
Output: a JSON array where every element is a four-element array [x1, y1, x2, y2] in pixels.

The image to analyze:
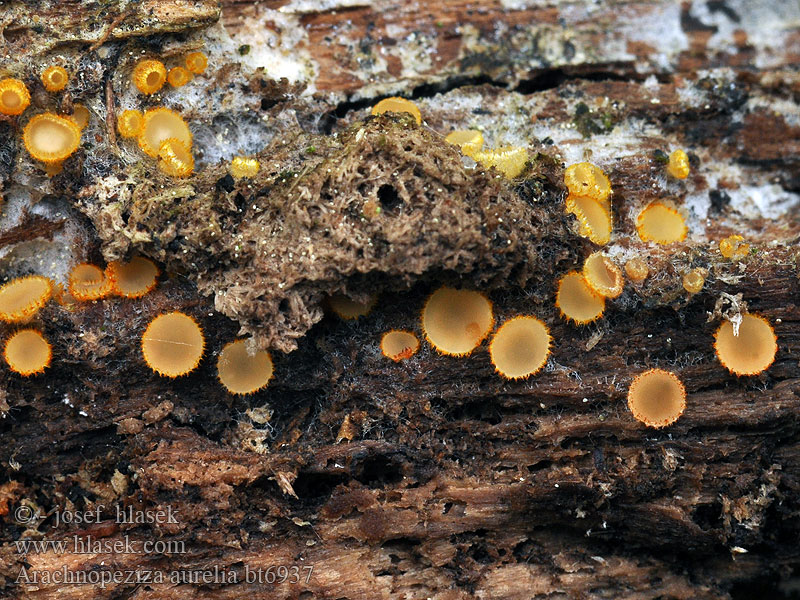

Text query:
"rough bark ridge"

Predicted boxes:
[[0, 1, 799, 599]]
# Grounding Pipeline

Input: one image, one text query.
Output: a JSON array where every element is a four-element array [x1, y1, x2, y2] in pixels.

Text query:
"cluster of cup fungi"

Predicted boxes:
[[0, 64, 779, 421]]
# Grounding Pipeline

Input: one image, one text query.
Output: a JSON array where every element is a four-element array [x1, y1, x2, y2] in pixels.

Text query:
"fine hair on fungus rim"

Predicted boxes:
[[564, 162, 611, 203], [138, 107, 192, 158], [23, 113, 81, 164], [489, 316, 551, 379], [0, 78, 31, 115], [381, 330, 420, 362], [327, 293, 377, 320], [421, 287, 494, 356], [0, 275, 53, 323], [566, 194, 611, 245], [627, 368, 686, 428], [106, 257, 159, 298], [141, 312, 205, 377], [69, 264, 112, 301], [133, 59, 167, 94], [714, 314, 777, 376], [583, 252, 623, 298], [217, 339, 274, 395], [4, 329, 52, 376], [636, 201, 687, 245], [555, 271, 605, 325]]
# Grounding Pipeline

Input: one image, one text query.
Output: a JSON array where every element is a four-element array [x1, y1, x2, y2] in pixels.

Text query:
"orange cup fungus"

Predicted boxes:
[[157, 138, 194, 178], [23, 113, 81, 164], [421, 287, 493, 356], [627, 368, 686, 428], [625, 257, 649, 282], [132, 59, 167, 95], [371, 97, 422, 125], [566, 195, 612, 245], [474, 146, 529, 179], [68, 264, 112, 301], [4, 329, 52, 376], [68, 104, 90, 130], [667, 149, 690, 179], [185, 51, 208, 75], [380, 330, 420, 362], [167, 66, 193, 88], [583, 252, 623, 298], [328, 293, 377, 320], [636, 201, 687, 245], [141, 312, 205, 377], [106, 257, 159, 298], [117, 109, 144, 139], [489, 316, 551, 379], [230, 156, 260, 178], [445, 129, 484, 158], [719, 234, 749, 259], [556, 271, 605, 324], [41, 66, 68, 92], [682, 268, 705, 295], [0, 78, 31, 116], [0, 275, 53, 323], [714, 314, 777, 376], [217, 339, 274, 395], [138, 107, 192, 158], [564, 162, 611, 204]]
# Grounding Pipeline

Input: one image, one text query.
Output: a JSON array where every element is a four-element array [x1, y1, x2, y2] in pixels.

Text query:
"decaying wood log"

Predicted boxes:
[[0, 1, 799, 599]]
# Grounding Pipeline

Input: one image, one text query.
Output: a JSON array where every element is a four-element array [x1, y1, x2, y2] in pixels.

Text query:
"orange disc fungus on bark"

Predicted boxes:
[[564, 162, 611, 203], [627, 368, 686, 428], [185, 51, 208, 74], [667, 149, 690, 179], [68, 104, 90, 130], [138, 107, 192, 157], [4, 329, 52, 376], [636, 201, 687, 244], [583, 252, 623, 298], [23, 113, 81, 164], [158, 138, 194, 177], [489, 316, 551, 380], [217, 339, 274, 395], [566, 195, 612, 245], [474, 146, 529, 179], [682, 268, 705, 294], [141, 312, 205, 377], [167, 66, 193, 88], [380, 330, 420, 362], [719, 234, 750, 259], [106, 257, 159, 298], [371, 97, 422, 124], [0, 275, 53, 323], [0, 78, 31, 115], [556, 271, 605, 324], [117, 109, 144, 138], [422, 287, 493, 356], [230, 156, 260, 178], [328, 293, 377, 320], [714, 314, 777, 376], [625, 257, 649, 282], [445, 129, 484, 158], [41, 66, 68, 92], [132, 59, 167, 95], [68, 264, 112, 301]]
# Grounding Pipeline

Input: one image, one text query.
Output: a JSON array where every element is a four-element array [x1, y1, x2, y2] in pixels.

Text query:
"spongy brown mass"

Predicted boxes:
[[82, 114, 552, 352]]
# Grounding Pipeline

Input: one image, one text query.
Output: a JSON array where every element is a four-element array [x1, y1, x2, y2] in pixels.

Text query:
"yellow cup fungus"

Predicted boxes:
[[0, 78, 31, 116], [582, 252, 623, 298], [0, 275, 53, 323], [132, 59, 167, 95], [4, 329, 52, 376], [157, 138, 194, 178], [185, 51, 209, 75], [445, 129, 484, 158], [474, 146, 529, 179], [22, 113, 81, 164], [380, 330, 420, 362], [667, 149, 690, 179], [68, 104, 90, 130], [106, 257, 159, 298], [625, 257, 649, 282], [636, 201, 687, 244], [167, 66, 193, 88], [719, 234, 750, 259], [117, 109, 144, 139], [566, 194, 612, 245], [141, 312, 205, 377], [371, 97, 422, 125], [217, 339, 274, 395], [555, 271, 605, 324], [564, 162, 611, 204], [682, 268, 705, 295], [41, 66, 68, 92], [230, 156, 260, 178], [328, 293, 377, 320], [489, 316, 551, 379], [138, 107, 192, 158], [627, 368, 686, 428], [421, 287, 494, 356], [68, 263, 112, 301], [714, 314, 777, 376]]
